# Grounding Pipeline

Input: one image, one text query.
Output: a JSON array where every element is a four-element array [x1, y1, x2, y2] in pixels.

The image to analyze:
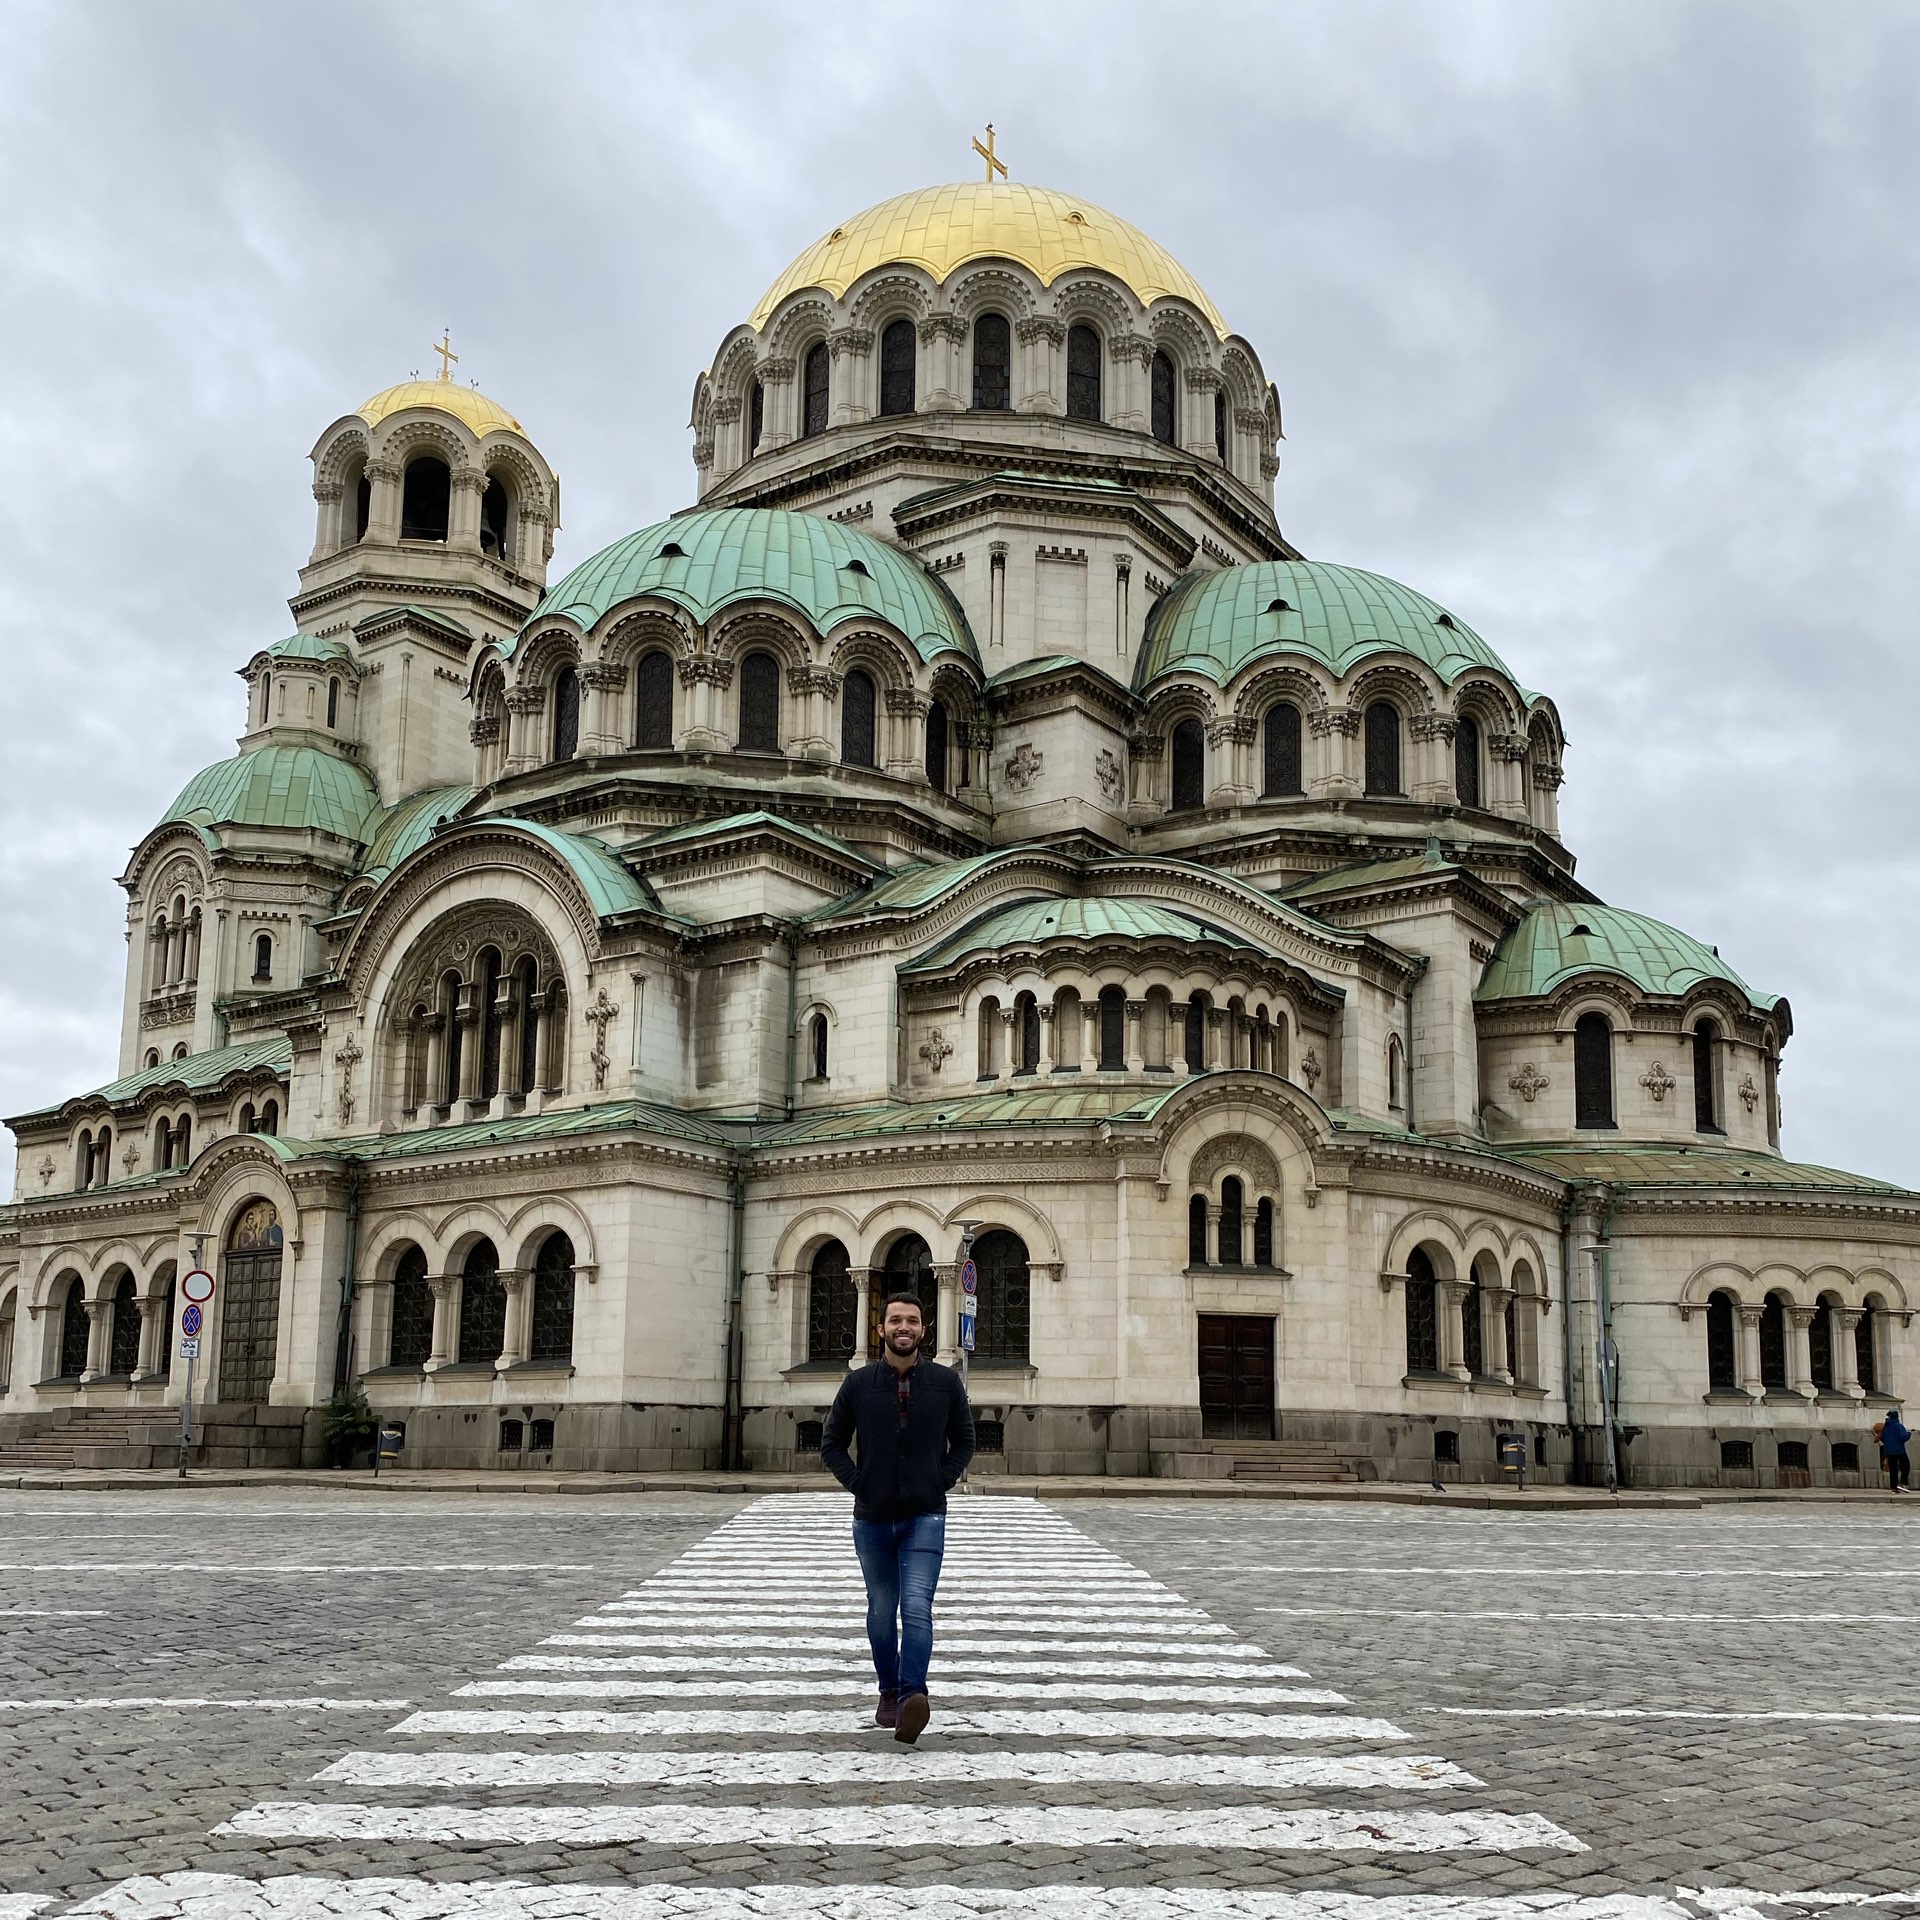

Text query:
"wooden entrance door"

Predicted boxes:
[[1198, 1314, 1274, 1439], [218, 1199, 283, 1403]]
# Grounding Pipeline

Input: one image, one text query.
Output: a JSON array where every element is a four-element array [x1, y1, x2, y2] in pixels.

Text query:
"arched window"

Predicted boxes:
[[806, 1239, 857, 1363], [541, 978, 568, 1091], [1810, 1296, 1837, 1393], [1254, 1197, 1275, 1269], [1712, 1290, 1743, 1397], [739, 651, 780, 752], [156, 1116, 175, 1168], [0, 1288, 15, 1397], [400, 456, 450, 541], [1405, 1248, 1440, 1374], [1188, 1193, 1209, 1266], [517, 957, 541, 1097], [1263, 702, 1302, 796], [1170, 716, 1206, 810], [879, 318, 916, 416], [1858, 1296, 1882, 1395], [880, 1234, 938, 1353], [1214, 389, 1229, 462], [326, 676, 340, 730], [1460, 1266, 1486, 1377], [1066, 324, 1102, 421], [808, 1011, 829, 1081], [258, 1100, 278, 1136], [258, 672, 272, 725], [107, 1272, 140, 1376], [634, 650, 674, 749], [801, 341, 829, 438], [238, 1105, 256, 1139], [58, 1274, 90, 1379], [1759, 1292, 1789, 1393], [551, 666, 580, 762], [389, 1245, 433, 1368], [1098, 986, 1126, 1071], [972, 1228, 1031, 1366], [1364, 701, 1401, 796], [354, 472, 371, 541], [972, 313, 1011, 411], [1184, 993, 1209, 1072], [924, 698, 949, 792], [976, 995, 1000, 1077], [457, 1239, 505, 1366], [1454, 714, 1481, 809], [1574, 1013, 1616, 1129], [842, 669, 877, 767], [1150, 350, 1176, 444], [93, 1126, 112, 1187], [481, 475, 511, 562], [1014, 992, 1041, 1075], [477, 947, 505, 1100], [1387, 1037, 1405, 1112], [748, 378, 765, 451], [530, 1231, 576, 1365], [439, 969, 464, 1107], [144, 1049, 159, 1070], [252, 933, 273, 982], [1218, 1177, 1244, 1265], [1693, 1020, 1721, 1132]]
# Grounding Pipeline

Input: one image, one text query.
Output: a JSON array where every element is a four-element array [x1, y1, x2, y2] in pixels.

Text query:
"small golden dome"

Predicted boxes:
[[751, 181, 1227, 337], [356, 378, 525, 438]]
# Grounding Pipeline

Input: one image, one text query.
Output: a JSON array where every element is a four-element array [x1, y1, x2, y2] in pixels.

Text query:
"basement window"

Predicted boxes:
[[1720, 1440, 1754, 1470], [1433, 1429, 1459, 1464]]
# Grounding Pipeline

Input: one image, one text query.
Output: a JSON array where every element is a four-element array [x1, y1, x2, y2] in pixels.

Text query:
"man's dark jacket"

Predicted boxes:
[[820, 1358, 974, 1521]]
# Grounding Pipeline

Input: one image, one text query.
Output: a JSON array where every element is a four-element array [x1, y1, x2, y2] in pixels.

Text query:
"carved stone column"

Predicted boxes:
[[503, 686, 546, 776], [919, 313, 965, 412], [1484, 1287, 1515, 1386], [1082, 999, 1103, 1071], [1017, 316, 1064, 415], [455, 983, 483, 1105], [963, 720, 993, 792], [1437, 1279, 1472, 1384], [1310, 706, 1362, 799], [1786, 1306, 1818, 1399], [1737, 1304, 1766, 1399], [1107, 333, 1153, 431], [1124, 999, 1147, 1075], [425, 1275, 458, 1371], [449, 469, 485, 554], [422, 1013, 447, 1114], [997, 1007, 1017, 1084], [136, 1293, 169, 1377], [1409, 713, 1458, 805], [497, 1268, 532, 1369], [758, 355, 795, 449], [81, 1298, 114, 1381], [935, 1264, 959, 1364], [1834, 1308, 1865, 1398], [579, 661, 628, 757], [828, 327, 873, 426], [1037, 1003, 1060, 1077], [885, 687, 931, 783], [364, 457, 403, 544], [850, 1268, 873, 1368], [1204, 1008, 1226, 1071], [790, 665, 839, 764], [677, 655, 733, 752], [497, 987, 524, 1100], [1182, 364, 1224, 455], [1206, 714, 1257, 806]]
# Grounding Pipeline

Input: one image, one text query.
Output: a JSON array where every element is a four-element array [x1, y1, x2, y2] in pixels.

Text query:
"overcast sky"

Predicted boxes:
[[2, 0, 1916, 1188]]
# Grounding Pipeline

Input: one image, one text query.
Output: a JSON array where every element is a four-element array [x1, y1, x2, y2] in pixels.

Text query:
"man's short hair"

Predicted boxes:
[[881, 1292, 927, 1320]]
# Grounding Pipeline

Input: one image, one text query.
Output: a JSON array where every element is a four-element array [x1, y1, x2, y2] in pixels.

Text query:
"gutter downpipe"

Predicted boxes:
[[1557, 1187, 1583, 1485], [722, 1151, 747, 1471], [1595, 1184, 1621, 1493], [783, 927, 800, 1122], [331, 1158, 362, 1398]]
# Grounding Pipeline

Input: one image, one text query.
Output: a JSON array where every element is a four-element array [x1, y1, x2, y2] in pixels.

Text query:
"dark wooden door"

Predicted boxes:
[[1199, 1314, 1274, 1439], [218, 1247, 282, 1402]]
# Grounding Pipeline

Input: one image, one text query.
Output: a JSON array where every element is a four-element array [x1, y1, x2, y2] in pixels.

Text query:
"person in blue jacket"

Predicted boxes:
[[820, 1291, 974, 1744], [1877, 1409, 1911, 1493]]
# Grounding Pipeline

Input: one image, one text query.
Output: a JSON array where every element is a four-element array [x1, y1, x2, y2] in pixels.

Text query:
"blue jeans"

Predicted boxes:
[[851, 1512, 946, 1697]]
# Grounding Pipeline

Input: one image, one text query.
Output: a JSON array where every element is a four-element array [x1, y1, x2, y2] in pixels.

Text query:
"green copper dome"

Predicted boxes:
[[1136, 559, 1515, 691], [1476, 901, 1778, 1009], [517, 507, 978, 665], [162, 745, 379, 843], [906, 896, 1260, 972]]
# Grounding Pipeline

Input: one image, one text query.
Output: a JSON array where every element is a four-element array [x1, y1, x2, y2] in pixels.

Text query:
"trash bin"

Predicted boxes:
[[373, 1422, 406, 1476], [1497, 1434, 1526, 1488]]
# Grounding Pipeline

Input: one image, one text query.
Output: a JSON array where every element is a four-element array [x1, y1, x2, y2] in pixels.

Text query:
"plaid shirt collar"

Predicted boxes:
[[890, 1357, 920, 1426]]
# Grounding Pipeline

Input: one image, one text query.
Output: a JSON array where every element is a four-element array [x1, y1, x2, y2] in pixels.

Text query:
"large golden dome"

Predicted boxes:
[[356, 377, 524, 438], [750, 182, 1227, 337]]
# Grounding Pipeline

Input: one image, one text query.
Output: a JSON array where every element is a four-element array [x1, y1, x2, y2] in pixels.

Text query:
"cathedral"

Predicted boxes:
[[3, 165, 1913, 1488]]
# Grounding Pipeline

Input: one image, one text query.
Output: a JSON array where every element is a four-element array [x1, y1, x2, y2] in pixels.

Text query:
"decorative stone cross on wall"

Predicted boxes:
[[1300, 1048, 1321, 1092], [1508, 1062, 1549, 1103], [1739, 1073, 1759, 1113], [918, 1029, 954, 1074], [1004, 743, 1043, 791], [584, 989, 621, 1091], [37, 1155, 55, 1188], [1638, 1061, 1676, 1103], [122, 1141, 141, 1175], [335, 1034, 363, 1125]]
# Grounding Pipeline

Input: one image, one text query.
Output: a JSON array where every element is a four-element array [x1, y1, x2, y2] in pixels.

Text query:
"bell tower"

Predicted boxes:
[[290, 346, 561, 799]]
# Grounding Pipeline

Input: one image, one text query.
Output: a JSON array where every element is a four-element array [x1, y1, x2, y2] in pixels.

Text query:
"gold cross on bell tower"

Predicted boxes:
[[972, 124, 1008, 183], [432, 329, 459, 380]]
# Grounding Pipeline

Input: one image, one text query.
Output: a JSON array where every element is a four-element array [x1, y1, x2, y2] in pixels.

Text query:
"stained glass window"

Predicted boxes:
[[802, 341, 829, 438], [1254, 1199, 1274, 1270], [1098, 987, 1126, 1070], [924, 699, 949, 791], [458, 1240, 505, 1366], [1693, 1021, 1720, 1131], [107, 1273, 139, 1375], [972, 314, 1010, 411], [1171, 717, 1205, 810], [1364, 702, 1400, 796], [748, 378, 764, 450], [1574, 1014, 1615, 1129], [972, 1229, 1030, 1366], [58, 1275, 89, 1377], [739, 651, 780, 752], [551, 667, 580, 762], [1405, 1249, 1439, 1373], [635, 651, 673, 749], [1214, 389, 1229, 461], [389, 1245, 433, 1369], [1263, 703, 1301, 795], [1809, 1301, 1834, 1391], [1857, 1305, 1879, 1393], [1151, 351, 1176, 444], [806, 1239, 856, 1363], [1066, 325, 1101, 421], [1759, 1293, 1788, 1392], [1461, 1274, 1485, 1376], [1454, 713, 1481, 808], [1188, 1194, 1208, 1266], [530, 1232, 575, 1365], [842, 669, 876, 767], [1218, 1178, 1244, 1266], [879, 318, 916, 416], [1706, 1292, 1738, 1393]]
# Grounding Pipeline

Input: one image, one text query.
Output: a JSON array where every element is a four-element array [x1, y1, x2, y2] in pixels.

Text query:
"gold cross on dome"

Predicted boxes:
[[972, 124, 1008, 183], [432, 330, 459, 380]]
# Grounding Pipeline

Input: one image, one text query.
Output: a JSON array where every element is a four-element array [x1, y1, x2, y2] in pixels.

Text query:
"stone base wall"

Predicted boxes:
[[1617, 1416, 1886, 1490], [372, 1400, 724, 1473]]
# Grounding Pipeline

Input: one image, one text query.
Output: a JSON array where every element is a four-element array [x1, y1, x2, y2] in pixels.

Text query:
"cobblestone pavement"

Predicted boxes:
[[0, 1488, 1914, 1916]]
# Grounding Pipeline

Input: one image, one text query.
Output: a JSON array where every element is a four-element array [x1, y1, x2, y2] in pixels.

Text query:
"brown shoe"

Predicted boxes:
[[874, 1694, 898, 1729], [894, 1691, 930, 1744]]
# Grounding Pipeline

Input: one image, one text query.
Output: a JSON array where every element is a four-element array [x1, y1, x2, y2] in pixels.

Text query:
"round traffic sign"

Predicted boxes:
[[180, 1302, 203, 1337], [960, 1259, 978, 1296], [181, 1269, 215, 1304]]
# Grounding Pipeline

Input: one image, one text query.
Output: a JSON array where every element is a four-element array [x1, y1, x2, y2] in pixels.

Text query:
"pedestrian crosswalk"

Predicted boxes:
[[34, 1493, 1637, 1916]]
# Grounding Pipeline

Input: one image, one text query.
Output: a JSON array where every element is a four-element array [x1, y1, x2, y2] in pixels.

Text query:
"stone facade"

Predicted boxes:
[[2, 178, 1913, 1488]]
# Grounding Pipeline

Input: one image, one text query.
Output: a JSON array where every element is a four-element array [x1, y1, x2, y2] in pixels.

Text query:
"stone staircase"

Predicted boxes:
[[1208, 1439, 1362, 1484], [0, 1407, 182, 1471]]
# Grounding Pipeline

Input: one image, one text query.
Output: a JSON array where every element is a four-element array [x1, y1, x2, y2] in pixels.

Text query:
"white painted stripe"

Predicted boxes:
[[576, 1612, 1231, 1634], [1261, 1608, 1920, 1625], [459, 1678, 1349, 1704], [1443, 1707, 1920, 1724], [608, 1597, 1207, 1617], [1680, 1891, 1920, 1913], [633, 1582, 1182, 1599], [0, 1562, 589, 1574], [0, 1697, 408, 1712], [1214, 1564, 1920, 1580], [0, 1898, 54, 1918], [319, 1749, 1477, 1790], [0, 1609, 108, 1617], [504, 1653, 1308, 1679], [42, 1878, 1692, 1920], [397, 1706, 1411, 1740], [218, 1801, 1586, 1852], [556, 1631, 1264, 1656]]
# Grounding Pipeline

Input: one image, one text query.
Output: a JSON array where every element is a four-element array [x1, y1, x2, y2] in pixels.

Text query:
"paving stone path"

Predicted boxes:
[[0, 1490, 1914, 1916]]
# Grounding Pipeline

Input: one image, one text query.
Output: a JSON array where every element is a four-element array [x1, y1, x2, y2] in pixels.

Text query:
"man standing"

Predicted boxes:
[[820, 1291, 974, 1744], [1876, 1409, 1910, 1493]]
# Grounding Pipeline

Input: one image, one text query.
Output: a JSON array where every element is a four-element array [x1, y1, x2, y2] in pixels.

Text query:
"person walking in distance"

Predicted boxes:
[[1875, 1408, 1911, 1493], [820, 1291, 974, 1744]]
